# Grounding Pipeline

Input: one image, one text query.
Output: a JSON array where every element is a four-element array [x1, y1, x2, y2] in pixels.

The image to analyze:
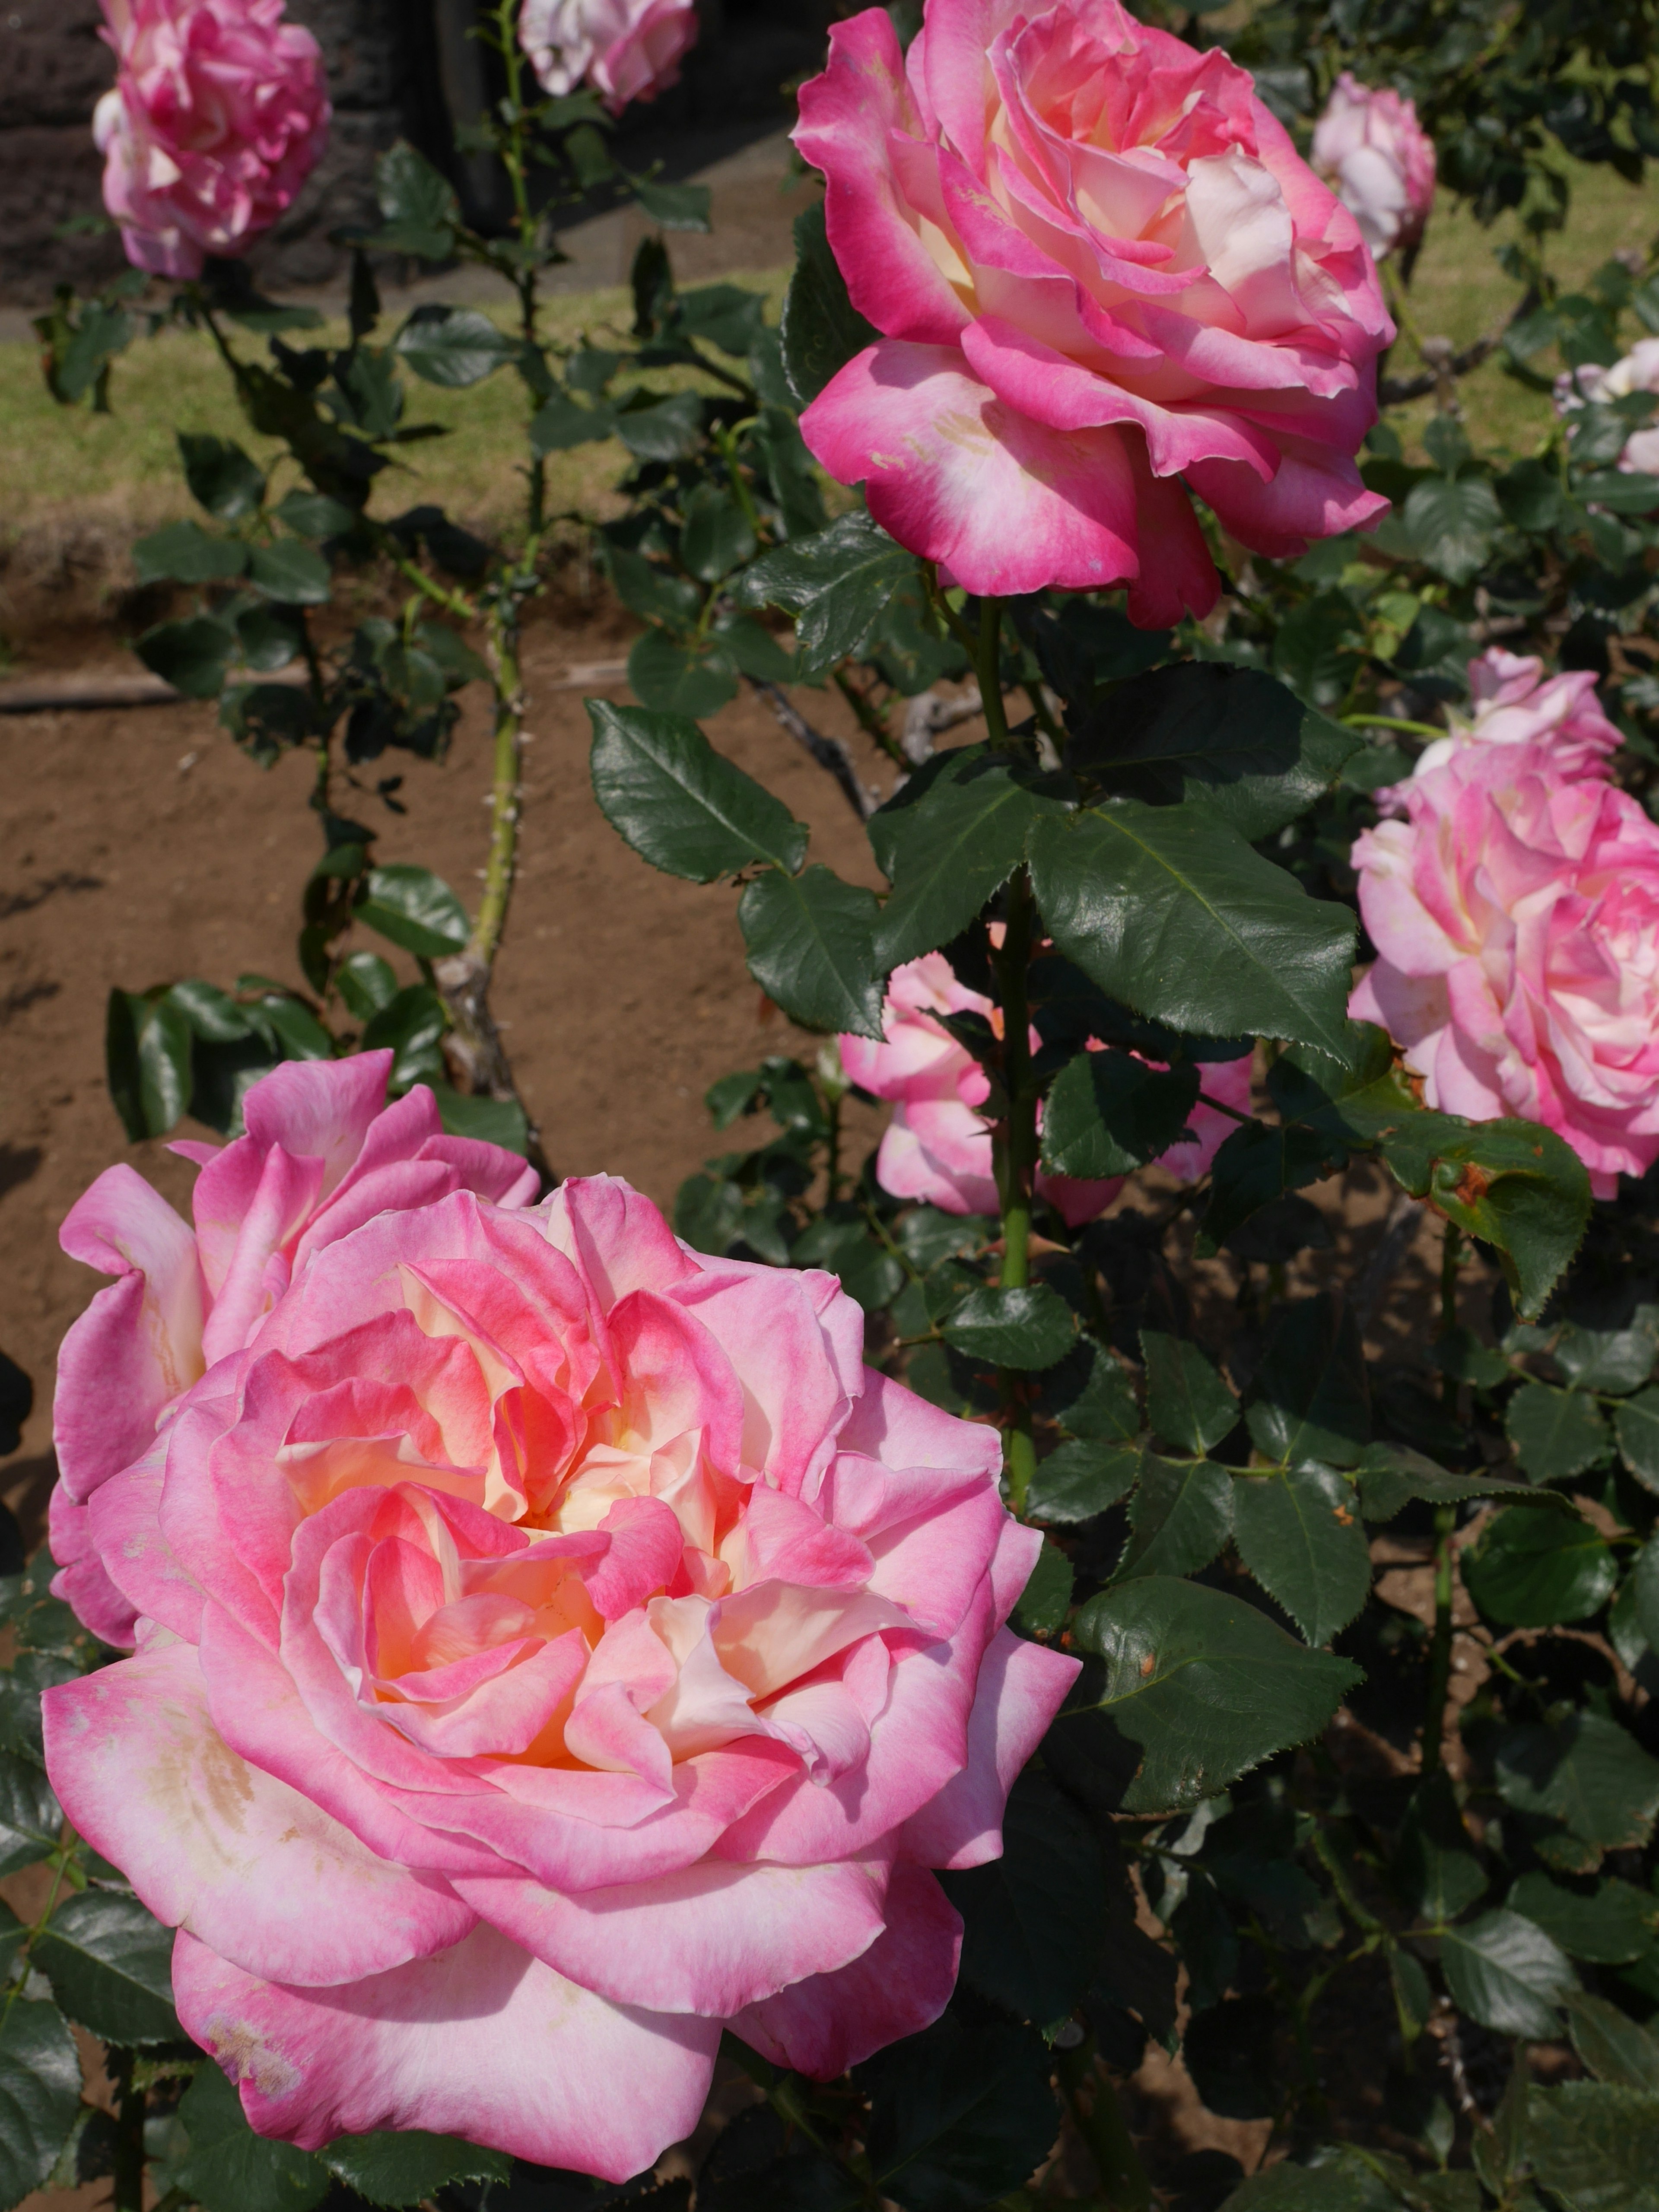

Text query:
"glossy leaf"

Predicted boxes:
[[627, 629, 740, 718], [1492, 1713, 1659, 1859], [318, 2132, 512, 2207], [1027, 802, 1356, 1054], [1525, 2081, 1659, 2207], [1141, 1331, 1237, 1454], [943, 1772, 1106, 2023], [1462, 1506, 1617, 1628], [0, 2002, 82, 2211], [732, 510, 916, 677], [529, 391, 616, 454], [1441, 1909, 1575, 2039], [1232, 1464, 1371, 1646], [1042, 1053, 1201, 1180], [369, 140, 458, 260], [1011, 1537, 1074, 1637], [738, 867, 884, 1038], [681, 484, 758, 584], [1355, 1440, 1575, 1524], [175, 2060, 329, 2212], [177, 432, 266, 520], [132, 519, 249, 585], [392, 304, 513, 387], [357, 864, 470, 958], [106, 989, 192, 1141], [779, 201, 879, 410], [136, 614, 238, 698], [859, 2009, 1058, 2212], [32, 1889, 179, 2045], [1509, 1872, 1658, 1966], [1246, 1294, 1370, 1471], [1566, 1992, 1659, 2091], [869, 751, 1071, 970], [1615, 1389, 1659, 1494], [1026, 1439, 1141, 1524], [941, 1284, 1078, 1371], [1198, 1119, 1340, 1252], [590, 702, 807, 882], [1507, 1383, 1609, 1484], [1395, 1771, 1488, 1925], [1114, 1455, 1233, 1581], [1050, 1342, 1141, 1441], [247, 539, 331, 606], [0, 1754, 59, 1877]]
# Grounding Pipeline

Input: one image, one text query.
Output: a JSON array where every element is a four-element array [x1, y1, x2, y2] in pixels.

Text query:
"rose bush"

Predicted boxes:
[[518, 0, 699, 114], [841, 953, 1255, 1222], [1309, 72, 1435, 261], [1556, 336, 1659, 476], [94, 0, 330, 278], [791, 0, 1391, 620], [1351, 740, 1659, 1194], [1406, 646, 1622, 782], [50, 1053, 537, 1649], [43, 1162, 1076, 2173]]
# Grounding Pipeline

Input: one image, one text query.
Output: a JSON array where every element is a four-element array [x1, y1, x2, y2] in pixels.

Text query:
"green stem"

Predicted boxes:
[[975, 597, 1011, 748], [1341, 713, 1448, 740], [470, 606, 524, 973], [111, 2047, 145, 2212], [1056, 2040, 1151, 2212], [995, 875, 1039, 1513], [1422, 1221, 1464, 1775]]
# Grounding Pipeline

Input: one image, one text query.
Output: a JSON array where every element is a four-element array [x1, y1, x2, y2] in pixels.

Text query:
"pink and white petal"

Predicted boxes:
[[802, 342, 1144, 599], [898, 1626, 1079, 1870], [730, 1862, 962, 2079], [173, 1922, 719, 2181], [1121, 443, 1223, 628], [85, 1434, 203, 1643], [835, 1368, 1003, 1486], [865, 1481, 1009, 1642], [543, 1174, 696, 1306], [671, 1261, 861, 1493], [48, 1483, 139, 1649], [199, 1143, 325, 1364], [1185, 448, 1389, 560], [874, 1108, 995, 1214], [42, 1643, 477, 1986], [236, 1052, 391, 1202], [453, 1854, 890, 2016]]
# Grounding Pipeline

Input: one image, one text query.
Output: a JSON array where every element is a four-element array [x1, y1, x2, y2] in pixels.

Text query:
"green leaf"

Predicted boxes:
[[273, 489, 356, 540], [1616, 1390, 1659, 1494], [1051, 1341, 1141, 1441], [247, 539, 331, 606], [589, 700, 807, 882], [357, 864, 470, 958], [605, 544, 702, 630], [1400, 474, 1502, 584], [1198, 1119, 1339, 1252], [1041, 1052, 1201, 1180], [1493, 1714, 1659, 1859], [1355, 1439, 1575, 1524], [943, 1772, 1106, 2023], [1114, 1455, 1233, 1581], [779, 201, 879, 410], [738, 867, 884, 1036], [1027, 803, 1356, 1054], [318, 2132, 512, 2207], [427, 1083, 530, 1157], [1390, 1118, 1592, 1322], [1246, 1293, 1370, 1470], [1011, 1538, 1073, 1637], [732, 510, 916, 677], [681, 484, 758, 584], [32, 1889, 179, 2045], [941, 1284, 1078, 1371], [1141, 1331, 1237, 1454], [1395, 1771, 1488, 1924], [529, 390, 616, 453], [1057, 1576, 1360, 1814], [0, 1756, 60, 1877], [362, 984, 447, 1093], [627, 628, 739, 718], [178, 432, 267, 521], [106, 988, 192, 1141], [870, 751, 1073, 971], [1027, 1439, 1141, 1524], [132, 519, 250, 586], [0, 2001, 82, 2211], [1554, 1309, 1659, 1395], [1526, 2080, 1659, 2208], [627, 172, 712, 230], [334, 950, 399, 1022], [1233, 1464, 1370, 1646], [1508, 1383, 1610, 1483], [175, 2061, 330, 2212], [1463, 1506, 1617, 1628], [1069, 662, 1362, 840], [392, 304, 512, 387], [858, 2010, 1058, 2212], [1510, 1873, 1659, 1966], [615, 390, 706, 461], [1565, 1992, 1659, 2090], [712, 611, 795, 684], [369, 140, 458, 261], [1441, 1909, 1576, 2039]]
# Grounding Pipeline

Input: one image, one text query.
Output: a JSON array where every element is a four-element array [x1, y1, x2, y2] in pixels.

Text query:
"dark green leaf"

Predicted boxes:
[[1355, 1440, 1575, 1524], [319, 2131, 511, 2207], [732, 510, 915, 678], [392, 304, 512, 387], [175, 2060, 330, 2212], [1069, 662, 1362, 839], [779, 201, 878, 410], [1395, 1771, 1487, 1925], [943, 1772, 1105, 2023], [1041, 1053, 1200, 1180], [1114, 1455, 1233, 1581], [0, 1756, 60, 1877], [177, 432, 266, 521], [1141, 1331, 1237, 1454], [362, 984, 447, 1092], [627, 629, 739, 718], [1508, 1384, 1610, 1484], [1011, 1538, 1074, 1637], [1510, 1873, 1658, 1967], [1050, 1341, 1141, 1441], [859, 2010, 1058, 2212], [1027, 803, 1355, 1054], [1616, 1390, 1659, 1494], [1463, 1506, 1617, 1628], [106, 989, 192, 1141], [738, 867, 883, 1037], [870, 752, 1073, 971], [1565, 1992, 1659, 2091], [615, 391, 705, 461], [1493, 1714, 1659, 1859], [1554, 1309, 1659, 1395], [1441, 1910, 1575, 2039], [132, 519, 249, 586], [357, 864, 469, 958], [247, 540, 331, 606], [1184, 1995, 1278, 2120], [369, 140, 458, 261], [1246, 1294, 1370, 1470], [427, 1083, 529, 1157], [605, 544, 702, 630], [1232, 1464, 1370, 1646], [1525, 2079, 1659, 2207], [681, 484, 757, 583], [335, 952, 399, 1022], [941, 1284, 1078, 1371], [626, 172, 711, 230], [0, 2002, 82, 2211], [712, 612, 794, 684], [1060, 1577, 1360, 1814], [1197, 1119, 1340, 1253], [1027, 1439, 1141, 1524], [1400, 474, 1502, 584], [1392, 1118, 1592, 1322], [33, 1889, 178, 2045], [529, 391, 617, 454], [232, 601, 303, 674], [590, 700, 807, 882]]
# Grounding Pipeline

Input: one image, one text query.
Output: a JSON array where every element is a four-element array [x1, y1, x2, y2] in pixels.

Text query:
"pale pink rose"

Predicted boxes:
[[43, 1175, 1077, 2172], [1351, 741, 1659, 1196], [1404, 648, 1621, 785], [518, 0, 699, 115], [1309, 72, 1436, 261], [841, 953, 1255, 1224], [791, 0, 1392, 623], [1554, 338, 1659, 475], [49, 1052, 537, 1647], [93, 0, 330, 280]]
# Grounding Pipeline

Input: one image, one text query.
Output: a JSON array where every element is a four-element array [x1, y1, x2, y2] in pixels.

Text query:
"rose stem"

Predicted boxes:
[[111, 2047, 145, 2212], [995, 866, 1039, 1514], [1421, 1219, 1463, 1774], [973, 596, 1012, 749], [1055, 2036, 1152, 2211]]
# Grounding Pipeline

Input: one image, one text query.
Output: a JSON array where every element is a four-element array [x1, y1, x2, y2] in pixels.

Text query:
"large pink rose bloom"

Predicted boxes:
[[49, 1052, 537, 1649], [1310, 73, 1435, 261], [43, 1176, 1076, 2174], [792, 0, 1392, 623], [1555, 338, 1659, 477], [842, 953, 1254, 1223], [93, 0, 330, 280], [1351, 742, 1659, 1196], [519, 0, 699, 115], [1405, 648, 1621, 785]]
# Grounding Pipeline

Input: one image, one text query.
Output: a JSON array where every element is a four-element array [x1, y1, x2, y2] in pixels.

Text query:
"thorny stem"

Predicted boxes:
[[112, 2048, 146, 2212], [1055, 2039, 1152, 2212], [995, 872, 1039, 1514], [975, 597, 1012, 749], [1422, 1222, 1464, 1774]]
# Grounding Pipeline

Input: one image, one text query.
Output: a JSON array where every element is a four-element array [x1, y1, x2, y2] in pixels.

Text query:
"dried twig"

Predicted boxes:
[[1378, 289, 1539, 407], [748, 677, 876, 820]]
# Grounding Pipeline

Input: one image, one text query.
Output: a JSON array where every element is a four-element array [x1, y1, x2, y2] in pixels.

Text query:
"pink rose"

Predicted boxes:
[[519, 0, 699, 116], [1554, 338, 1659, 476], [841, 953, 1255, 1224], [1309, 73, 1436, 261], [49, 1052, 537, 1648], [1351, 741, 1659, 1196], [791, 0, 1392, 622], [94, 0, 330, 280], [43, 1175, 1076, 2174], [1403, 648, 1621, 785]]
